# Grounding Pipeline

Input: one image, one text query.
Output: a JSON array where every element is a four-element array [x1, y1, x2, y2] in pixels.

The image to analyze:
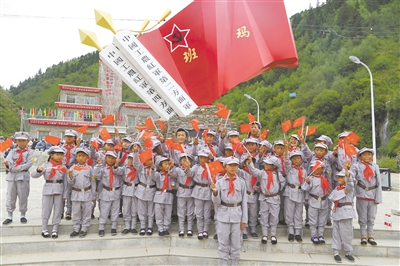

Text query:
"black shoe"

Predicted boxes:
[[119, 212, 123, 218], [261, 236, 267, 244], [146, 229, 153, 236], [99, 230, 105, 237], [79, 231, 87, 238], [42, 231, 51, 238], [122, 229, 130, 235], [20, 217, 27, 224], [288, 234, 294, 242], [243, 234, 248, 240], [3, 218, 12, 225], [131, 229, 138, 235], [203, 231, 208, 239], [70, 231, 79, 238], [334, 255, 342, 263], [179, 231, 184, 237], [251, 232, 258, 239], [345, 255, 355, 262], [158, 231, 165, 237], [61, 213, 64, 219], [295, 235, 303, 242], [271, 236, 277, 245], [311, 235, 320, 244], [318, 236, 326, 244], [164, 230, 170, 236], [198, 232, 203, 240], [305, 223, 310, 228], [65, 214, 71, 220], [213, 234, 218, 241], [52, 231, 58, 239], [187, 230, 193, 237], [140, 229, 146, 236], [326, 220, 332, 226], [111, 229, 117, 236]]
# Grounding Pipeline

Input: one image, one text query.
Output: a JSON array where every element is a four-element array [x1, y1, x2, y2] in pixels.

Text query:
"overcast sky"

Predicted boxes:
[[0, 0, 319, 89]]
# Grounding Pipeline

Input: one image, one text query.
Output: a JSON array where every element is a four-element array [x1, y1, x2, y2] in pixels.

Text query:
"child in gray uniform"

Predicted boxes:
[[3, 132, 34, 225], [211, 157, 248, 266], [68, 148, 96, 238], [351, 147, 382, 246], [121, 153, 139, 235], [94, 151, 124, 237], [328, 161, 356, 263], [152, 156, 176, 236], [247, 156, 286, 245], [31, 146, 68, 238], [302, 161, 331, 244]]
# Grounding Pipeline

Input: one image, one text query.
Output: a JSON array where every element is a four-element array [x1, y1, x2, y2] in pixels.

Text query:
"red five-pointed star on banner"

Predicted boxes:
[[163, 24, 191, 53]]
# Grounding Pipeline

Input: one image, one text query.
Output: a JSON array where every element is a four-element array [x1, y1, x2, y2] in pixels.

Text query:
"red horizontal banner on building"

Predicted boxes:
[[58, 84, 102, 93], [124, 103, 152, 109], [28, 119, 99, 127], [56, 103, 103, 110]]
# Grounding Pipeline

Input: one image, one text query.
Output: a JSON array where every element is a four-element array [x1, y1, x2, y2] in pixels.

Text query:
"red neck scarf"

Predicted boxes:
[[274, 153, 285, 174], [201, 165, 208, 180], [244, 168, 257, 189], [361, 161, 374, 182], [207, 144, 216, 156], [293, 165, 303, 184], [73, 163, 88, 171], [226, 175, 236, 197], [15, 148, 28, 166], [127, 166, 136, 182], [120, 150, 129, 164], [63, 144, 75, 165], [315, 175, 330, 195], [161, 173, 169, 192], [334, 185, 346, 211], [49, 159, 66, 180], [265, 170, 274, 192], [107, 165, 114, 188]]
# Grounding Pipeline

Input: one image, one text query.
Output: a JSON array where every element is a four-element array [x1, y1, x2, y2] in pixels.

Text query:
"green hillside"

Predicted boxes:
[[0, 87, 21, 137], [7, 0, 400, 158]]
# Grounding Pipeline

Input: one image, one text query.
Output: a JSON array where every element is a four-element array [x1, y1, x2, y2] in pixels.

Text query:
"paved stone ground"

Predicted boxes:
[[1, 153, 399, 231]]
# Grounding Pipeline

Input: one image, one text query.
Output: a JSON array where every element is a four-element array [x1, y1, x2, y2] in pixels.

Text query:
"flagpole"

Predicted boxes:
[[304, 126, 308, 142], [224, 110, 231, 128]]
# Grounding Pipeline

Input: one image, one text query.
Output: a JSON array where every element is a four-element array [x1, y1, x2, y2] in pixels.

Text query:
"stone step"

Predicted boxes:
[[1, 247, 399, 266], [1, 229, 399, 258], [2, 218, 399, 240]]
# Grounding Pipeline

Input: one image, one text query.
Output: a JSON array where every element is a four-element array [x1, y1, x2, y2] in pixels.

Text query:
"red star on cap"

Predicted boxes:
[[163, 24, 190, 53]]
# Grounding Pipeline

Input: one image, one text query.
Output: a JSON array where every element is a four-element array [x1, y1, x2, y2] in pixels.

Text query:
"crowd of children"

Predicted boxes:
[[2, 121, 383, 264]]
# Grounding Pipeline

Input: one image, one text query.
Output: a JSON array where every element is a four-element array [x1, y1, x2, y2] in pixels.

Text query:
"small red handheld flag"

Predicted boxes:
[[240, 124, 251, 133], [311, 160, 324, 172], [102, 114, 114, 125], [45, 135, 61, 146], [247, 113, 256, 123], [165, 138, 175, 150], [157, 120, 167, 131], [91, 140, 100, 151], [260, 129, 269, 140], [139, 149, 153, 164], [76, 125, 89, 134], [215, 108, 230, 119], [141, 131, 156, 140], [172, 143, 185, 153], [99, 128, 111, 141], [216, 102, 226, 110], [344, 132, 360, 146], [281, 120, 292, 134], [190, 119, 200, 133], [144, 118, 155, 130], [0, 138, 13, 152], [144, 138, 153, 149], [207, 161, 225, 175], [306, 126, 318, 136], [292, 116, 305, 128]]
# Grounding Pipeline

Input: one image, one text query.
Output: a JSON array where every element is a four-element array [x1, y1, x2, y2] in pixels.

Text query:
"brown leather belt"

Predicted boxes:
[[195, 182, 209, 188], [103, 185, 120, 191], [179, 183, 195, 189], [124, 181, 138, 187], [260, 192, 279, 197], [309, 193, 327, 201], [46, 180, 63, 184], [72, 186, 91, 192], [139, 182, 156, 188], [156, 188, 173, 193], [246, 190, 258, 196], [337, 202, 352, 207], [357, 183, 378, 191], [221, 201, 242, 207], [287, 183, 301, 189]]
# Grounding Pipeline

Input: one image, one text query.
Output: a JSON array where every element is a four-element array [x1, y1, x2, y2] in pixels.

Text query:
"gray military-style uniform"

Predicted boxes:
[[5, 147, 34, 218], [284, 160, 306, 235], [248, 162, 286, 237], [122, 164, 139, 230], [328, 176, 356, 256], [212, 174, 248, 264], [152, 170, 174, 232], [31, 161, 68, 232], [94, 163, 124, 231], [68, 163, 96, 232], [133, 152, 156, 230], [302, 174, 331, 237], [61, 143, 78, 215], [237, 168, 259, 235], [351, 160, 382, 237]]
